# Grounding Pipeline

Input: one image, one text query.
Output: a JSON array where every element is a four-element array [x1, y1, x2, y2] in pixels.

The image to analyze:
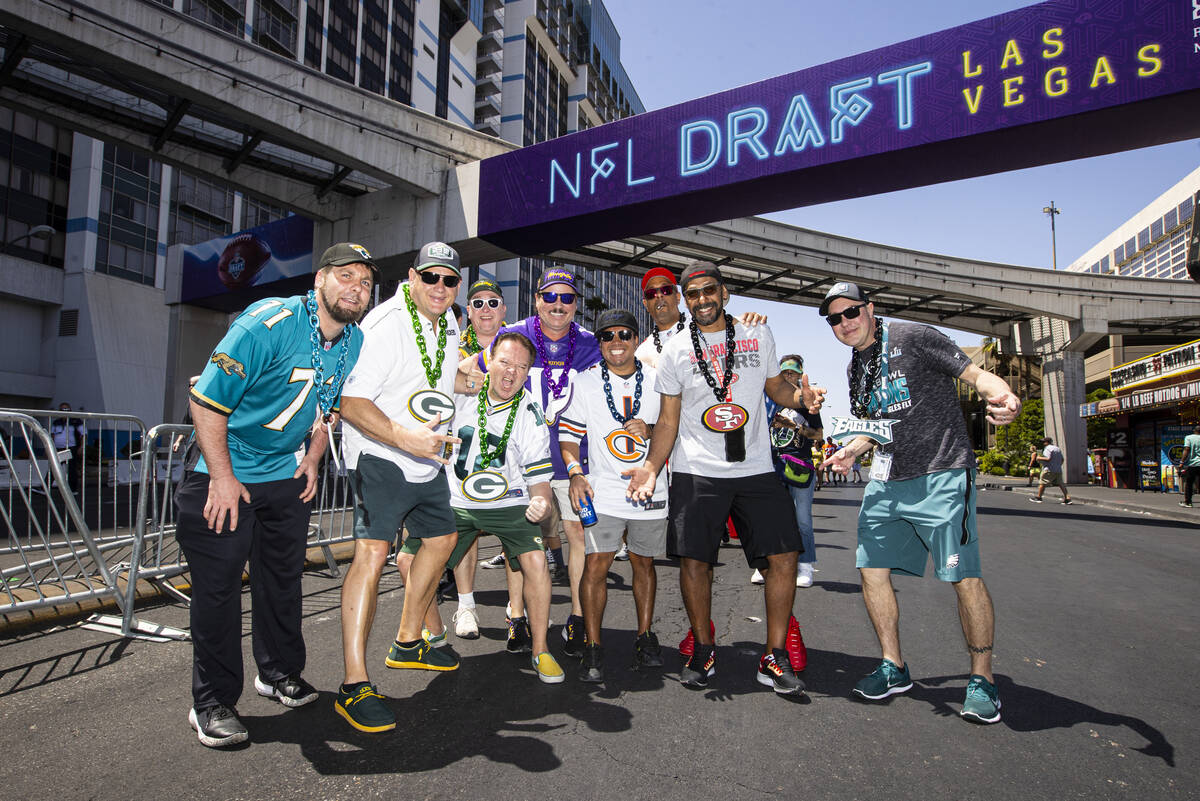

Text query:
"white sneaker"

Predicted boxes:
[[750, 568, 765, 585], [614, 543, 629, 561], [452, 606, 480, 639], [796, 563, 814, 588]]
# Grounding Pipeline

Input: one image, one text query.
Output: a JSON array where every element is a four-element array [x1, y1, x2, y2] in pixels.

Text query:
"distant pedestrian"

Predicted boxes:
[[1026, 445, 1040, 487], [1179, 425, 1200, 508], [1030, 437, 1072, 505]]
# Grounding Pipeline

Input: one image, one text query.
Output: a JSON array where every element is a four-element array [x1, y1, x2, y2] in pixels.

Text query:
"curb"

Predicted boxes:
[[978, 482, 1200, 526]]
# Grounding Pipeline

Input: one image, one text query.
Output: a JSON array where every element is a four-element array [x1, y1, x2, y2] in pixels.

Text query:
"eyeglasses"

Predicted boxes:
[[643, 285, 675, 300], [539, 291, 576, 305], [825, 302, 869, 326], [598, 329, 635, 342], [471, 297, 502, 309], [419, 271, 462, 288], [682, 283, 721, 301]]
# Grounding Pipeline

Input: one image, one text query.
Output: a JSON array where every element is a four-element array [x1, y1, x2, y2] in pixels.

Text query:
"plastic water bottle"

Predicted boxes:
[[577, 494, 597, 527]]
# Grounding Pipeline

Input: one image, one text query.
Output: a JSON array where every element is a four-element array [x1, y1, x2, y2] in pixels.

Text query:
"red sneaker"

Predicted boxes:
[[678, 619, 716, 657], [787, 615, 808, 672]]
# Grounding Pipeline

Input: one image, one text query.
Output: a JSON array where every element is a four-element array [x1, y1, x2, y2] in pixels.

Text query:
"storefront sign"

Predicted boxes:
[[1110, 338, 1200, 391], [1083, 378, 1200, 417]]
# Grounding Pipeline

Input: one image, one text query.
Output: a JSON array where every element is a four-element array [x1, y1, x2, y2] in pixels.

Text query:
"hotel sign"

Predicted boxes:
[[478, 0, 1200, 255], [1110, 339, 1200, 391]]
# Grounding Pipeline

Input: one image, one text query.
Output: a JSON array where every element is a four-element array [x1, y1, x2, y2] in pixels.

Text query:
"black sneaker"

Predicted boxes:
[[334, 682, 396, 733], [552, 563, 570, 585], [254, 674, 318, 708], [633, 630, 664, 669], [480, 552, 507, 569], [188, 704, 248, 748], [580, 643, 604, 683], [680, 646, 715, 689], [561, 614, 585, 658], [506, 615, 532, 654], [756, 650, 805, 696]]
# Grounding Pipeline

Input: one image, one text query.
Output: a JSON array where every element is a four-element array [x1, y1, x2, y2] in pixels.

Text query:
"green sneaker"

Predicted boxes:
[[852, 659, 913, 700], [334, 683, 396, 733], [385, 639, 459, 671], [960, 675, 1002, 724], [422, 627, 449, 648]]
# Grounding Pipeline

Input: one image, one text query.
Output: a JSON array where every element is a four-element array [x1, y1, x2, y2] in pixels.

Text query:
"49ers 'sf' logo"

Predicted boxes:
[[604, 429, 648, 463], [462, 471, 508, 502], [702, 403, 748, 432], [408, 390, 455, 423]]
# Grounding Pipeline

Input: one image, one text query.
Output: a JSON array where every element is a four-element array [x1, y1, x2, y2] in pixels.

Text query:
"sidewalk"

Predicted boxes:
[[978, 475, 1200, 526]]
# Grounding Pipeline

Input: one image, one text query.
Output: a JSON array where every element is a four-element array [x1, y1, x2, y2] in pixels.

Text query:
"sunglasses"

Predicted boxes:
[[825, 302, 868, 326], [419, 271, 461, 288], [643, 285, 675, 300], [598, 329, 635, 342], [539, 291, 576, 305], [682, 283, 721, 301], [470, 297, 502, 309]]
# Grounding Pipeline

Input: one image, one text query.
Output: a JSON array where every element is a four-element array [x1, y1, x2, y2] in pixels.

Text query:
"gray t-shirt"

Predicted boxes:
[[1041, 444, 1064, 472], [846, 321, 973, 482]]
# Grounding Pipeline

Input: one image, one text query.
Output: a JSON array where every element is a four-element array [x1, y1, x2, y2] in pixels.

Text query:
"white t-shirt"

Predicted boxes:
[[341, 284, 461, 481], [558, 361, 668, 519], [634, 314, 688, 370], [655, 319, 779, 478], [445, 389, 553, 510]]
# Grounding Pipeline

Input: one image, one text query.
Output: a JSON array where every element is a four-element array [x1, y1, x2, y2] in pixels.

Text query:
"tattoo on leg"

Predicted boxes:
[[968, 643, 993, 655]]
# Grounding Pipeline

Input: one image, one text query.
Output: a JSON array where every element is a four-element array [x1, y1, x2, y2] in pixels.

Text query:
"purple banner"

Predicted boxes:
[[478, 0, 1200, 254], [181, 215, 314, 303]]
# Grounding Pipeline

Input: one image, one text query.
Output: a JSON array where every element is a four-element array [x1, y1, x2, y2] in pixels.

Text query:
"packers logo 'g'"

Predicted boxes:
[[462, 470, 509, 502], [409, 390, 455, 423], [604, 429, 647, 463], [211, 352, 246, 379]]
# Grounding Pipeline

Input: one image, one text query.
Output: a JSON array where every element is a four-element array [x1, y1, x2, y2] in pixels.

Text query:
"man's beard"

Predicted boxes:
[[321, 283, 364, 324]]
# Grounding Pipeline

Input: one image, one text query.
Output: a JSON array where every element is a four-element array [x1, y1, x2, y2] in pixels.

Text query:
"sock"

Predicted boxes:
[[458, 593, 475, 609], [550, 547, 564, 567], [341, 681, 370, 693], [396, 638, 420, 649]]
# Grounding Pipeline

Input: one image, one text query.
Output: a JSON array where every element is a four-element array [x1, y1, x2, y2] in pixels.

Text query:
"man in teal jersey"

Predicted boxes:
[[176, 242, 375, 748], [1180, 425, 1200, 508]]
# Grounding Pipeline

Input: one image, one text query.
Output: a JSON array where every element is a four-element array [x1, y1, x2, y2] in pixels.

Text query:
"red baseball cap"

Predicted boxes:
[[640, 266, 676, 291]]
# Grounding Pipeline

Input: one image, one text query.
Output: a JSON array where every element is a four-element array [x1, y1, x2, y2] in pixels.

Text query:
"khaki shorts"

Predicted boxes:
[[550, 478, 581, 523], [1039, 470, 1065, 488]]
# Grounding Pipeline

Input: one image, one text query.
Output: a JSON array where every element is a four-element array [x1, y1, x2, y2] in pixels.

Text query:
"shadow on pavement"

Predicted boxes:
[[0, 634, 133, 697]]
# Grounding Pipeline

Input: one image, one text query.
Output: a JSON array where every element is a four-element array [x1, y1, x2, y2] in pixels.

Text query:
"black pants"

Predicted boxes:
[[175, 471, 311, 711], [1185, 466, 1200, 504]]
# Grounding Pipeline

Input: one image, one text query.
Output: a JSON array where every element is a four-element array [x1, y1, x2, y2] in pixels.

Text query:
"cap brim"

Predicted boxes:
[[416, 261, 461, 275]]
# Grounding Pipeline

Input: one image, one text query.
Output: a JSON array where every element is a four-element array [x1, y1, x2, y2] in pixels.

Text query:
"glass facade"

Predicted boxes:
[[254, 0, 300, 58], [96, 144, 161, 286], [0, 108, 68, 267], [169, 172, 231, 248], [1087, 196, 1196, 278]]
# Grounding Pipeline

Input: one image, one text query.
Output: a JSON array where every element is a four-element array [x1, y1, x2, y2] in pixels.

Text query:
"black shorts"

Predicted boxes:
[[667, 472, 801, 568], [350, 453, 456, 542]]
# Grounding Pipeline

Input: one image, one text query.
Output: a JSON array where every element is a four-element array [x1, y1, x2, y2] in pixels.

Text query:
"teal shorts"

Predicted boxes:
[[400, 504, 544, 568], [855, 468, 981, 582]]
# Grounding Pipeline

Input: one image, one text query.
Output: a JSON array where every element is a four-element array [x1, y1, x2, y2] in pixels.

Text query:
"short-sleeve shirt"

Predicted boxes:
[[446, 389, 553, 510], [1041, 444, 1064, 472], [341, 284, 460, 482], [845, 321, 973, 482], [558, 361, 668, 519], [634, 314, 688, 370], [655, 319, 779, 478], [1185, 434, 1200, 467], [190, 295, 363, 483]]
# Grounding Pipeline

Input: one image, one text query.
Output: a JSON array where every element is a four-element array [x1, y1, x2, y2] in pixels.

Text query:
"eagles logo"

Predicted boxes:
[[770, 426, 795, 449], [462, 471, 509, 502], [211, 353, 246, 379], [409, 390, 455, 424]]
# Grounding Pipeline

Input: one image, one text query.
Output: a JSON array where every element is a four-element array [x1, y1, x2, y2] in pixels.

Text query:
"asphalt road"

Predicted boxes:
[[0, 484, 1194, 800]]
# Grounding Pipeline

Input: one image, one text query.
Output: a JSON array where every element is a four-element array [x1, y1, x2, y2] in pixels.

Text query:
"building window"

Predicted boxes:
[[254, 0, 299, 57], [169, 171, 231, 249], [96, 144, 161, 285], [359, 0, 387, 95], [0, 108, 69, 267], [388, 0, 415, 104], [241, 196, 289, 230], [326, 0, 358, 82], [183, 0, 245, 36], [304, 0, 325, 69]]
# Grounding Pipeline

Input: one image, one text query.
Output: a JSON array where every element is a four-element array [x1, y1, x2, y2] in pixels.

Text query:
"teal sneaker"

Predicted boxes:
[[422, 627, 449, 648], [852, 659, 913, 700], [960, 675, 1002, 724], [385, 639, 459, 671], [334, 683, 396, 733]]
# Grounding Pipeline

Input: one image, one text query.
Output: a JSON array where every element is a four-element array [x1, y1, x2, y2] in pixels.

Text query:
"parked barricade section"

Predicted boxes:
[[307, 425, 355, 574]]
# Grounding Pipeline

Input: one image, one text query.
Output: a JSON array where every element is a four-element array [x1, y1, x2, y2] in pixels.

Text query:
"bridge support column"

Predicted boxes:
[[1029, 317, 1088, 484]]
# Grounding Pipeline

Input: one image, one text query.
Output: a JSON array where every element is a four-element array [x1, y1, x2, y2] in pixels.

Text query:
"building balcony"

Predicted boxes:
[[475, 94, 500, 117], [476, 51, 500, 76], [475, 74, 500, 97], [478, 30, 502, 56]]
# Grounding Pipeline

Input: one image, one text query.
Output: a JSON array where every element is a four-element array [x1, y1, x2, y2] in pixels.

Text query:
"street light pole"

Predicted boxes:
[[2, 224, 57, 254], [1042, 201, 1060, 270]]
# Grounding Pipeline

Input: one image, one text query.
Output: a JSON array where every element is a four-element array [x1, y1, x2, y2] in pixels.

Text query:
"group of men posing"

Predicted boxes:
[[176, 241, 1021, 749]]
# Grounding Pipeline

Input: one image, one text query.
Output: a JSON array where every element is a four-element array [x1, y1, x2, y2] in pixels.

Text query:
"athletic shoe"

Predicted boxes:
[[796, 563, 814, 588], [531, 652, 565, 684], [750, 568, 765, 585], [852, 658, 913, 700], [254, 674, 318, 708], [506, 615, 532, 654], [561, 614, 585, 658], [678, 619, 716, 658], [452, 606, 480, 639], [633, 630, 664, 669], [188, 704, 248, 748], [421, 627, 449, 648], [1062, 499, 1073, 505], [480, 552, 506, 569], [552, 563, 569, 584], [1179, 501, 1193, 508], [334, 682, 396, 733], [680, 646, 716, 689], [757, 651, 806, 696], [614, 543, 630, 561], [1028, 497, 1043, 503], [786, 615, 808, 672], [960, 674, 1002, 724], [580, 643, 604, 683], [385, 639, 459, 671]]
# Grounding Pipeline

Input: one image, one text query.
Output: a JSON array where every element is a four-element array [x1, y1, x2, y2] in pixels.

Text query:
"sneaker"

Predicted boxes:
[[852, 658, 913, 700], [561, 614, 585, 658], [254, 674, 318, 708], [188, 704, 248, 748], [506, 615, 532, 654], [552, 563, 570, 584], [385, 639, 459, 671], [580, 643, 604, 683], [1062, 499, 1073, 505], [680, 646, 715, 689], [960, 674, 1002, 724], [334, 682, 396, 733], [757, 651, 806, 696], [678, 619, 716, 658], [786, 615, 808, 672], [1180, 501, 1193, 508], [750, 568, 765, 585], [480, 552, 507, 569], [421, 627, 449, 648], [452, 606, 480, 639], [614, 543, 630, 561], [796, 563, 814, 588], [633, 631, 664, 669], [1028, 497, 1043, 503], [531, 651, 565, 684]]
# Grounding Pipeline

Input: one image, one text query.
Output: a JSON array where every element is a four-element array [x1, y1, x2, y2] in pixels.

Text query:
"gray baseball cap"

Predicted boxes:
[[819, 281, 868, 316], [414, 241, 461, 275]]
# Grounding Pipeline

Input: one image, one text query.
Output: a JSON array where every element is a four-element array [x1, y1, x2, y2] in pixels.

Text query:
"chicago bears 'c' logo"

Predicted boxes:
[[604, 429, 648, 463], [702, 403, 748, 432], [462, 471, 508, 502], [210, 353, 246, 379], [408, 390, 455, 423]]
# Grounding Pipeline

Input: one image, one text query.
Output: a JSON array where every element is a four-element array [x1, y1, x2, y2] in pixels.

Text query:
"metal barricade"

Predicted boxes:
[[307, 425, 356, 575]]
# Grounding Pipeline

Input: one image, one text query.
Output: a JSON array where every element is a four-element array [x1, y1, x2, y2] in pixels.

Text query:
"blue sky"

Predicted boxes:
[[603, 0, 1200, 421]]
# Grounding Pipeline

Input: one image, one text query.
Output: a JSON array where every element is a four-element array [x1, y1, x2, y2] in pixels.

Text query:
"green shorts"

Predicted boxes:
[[855, 468, 981, 582], [400, 504, 544, 568], [350, 454, 456, 542]]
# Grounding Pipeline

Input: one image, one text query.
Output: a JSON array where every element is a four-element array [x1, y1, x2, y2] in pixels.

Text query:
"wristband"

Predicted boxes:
[[565, 460, 581, 474]]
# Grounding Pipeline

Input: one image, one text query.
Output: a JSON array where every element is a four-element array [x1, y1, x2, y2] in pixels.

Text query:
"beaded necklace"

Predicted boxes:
[[305, 290, 354, 422], [849, 319, 888, 419], [403, 283, 449, 388], [533, 316, 577, 399], [475, 378, 523, 468], [601, 359, 643, 423], [461, 325, 482, 355], [651, 318, 686, 353], [689, 313, 737, 403]]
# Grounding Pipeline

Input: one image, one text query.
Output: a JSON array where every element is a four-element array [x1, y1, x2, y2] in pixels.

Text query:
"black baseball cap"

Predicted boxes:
[[819, 281, 869, 316], [318, 242, 379, 282], [679, 261, 723, 292], [468, 278, 503, 299], [595, 309, 639, 336]]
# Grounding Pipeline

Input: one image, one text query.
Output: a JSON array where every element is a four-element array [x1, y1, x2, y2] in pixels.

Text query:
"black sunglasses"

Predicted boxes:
[[419, 271, 461, 288], [540, 291, 576, 305], [825, 302, 868, 326], [471, 297, 502, 309], [682, 283, 721, 301], [598, 329, 635, 342], [643, 285, 674, 300]]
